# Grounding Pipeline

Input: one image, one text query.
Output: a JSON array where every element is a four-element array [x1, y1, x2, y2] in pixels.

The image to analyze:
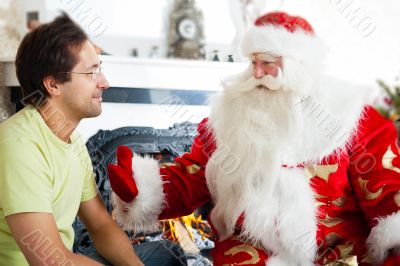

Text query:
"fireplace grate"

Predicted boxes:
[[72, 122, 213, 265]]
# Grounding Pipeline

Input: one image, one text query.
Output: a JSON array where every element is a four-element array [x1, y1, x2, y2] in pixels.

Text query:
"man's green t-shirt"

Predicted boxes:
[[0, 106, 98, 265]]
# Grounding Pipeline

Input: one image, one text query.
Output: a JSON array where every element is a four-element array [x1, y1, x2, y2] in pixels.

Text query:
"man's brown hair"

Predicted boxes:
[[15, 12, 88, 107]]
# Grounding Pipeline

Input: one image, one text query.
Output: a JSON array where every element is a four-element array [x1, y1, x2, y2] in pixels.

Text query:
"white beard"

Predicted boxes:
[[205, 63, 374, 260], [205, 66, 309, 240]]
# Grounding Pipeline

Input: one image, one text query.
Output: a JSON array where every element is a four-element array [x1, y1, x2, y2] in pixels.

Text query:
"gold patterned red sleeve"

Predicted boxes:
[[348, 106, 400, 264], [348, 106, 400, 223], [158, 118, 216, 220]]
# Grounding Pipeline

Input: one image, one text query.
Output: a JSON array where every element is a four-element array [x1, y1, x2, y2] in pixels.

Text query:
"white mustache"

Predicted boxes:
[[239, 67, 283, 92]]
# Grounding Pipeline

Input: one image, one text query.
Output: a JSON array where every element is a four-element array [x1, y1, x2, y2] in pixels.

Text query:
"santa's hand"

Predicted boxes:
[[108, 146, 138, 202]]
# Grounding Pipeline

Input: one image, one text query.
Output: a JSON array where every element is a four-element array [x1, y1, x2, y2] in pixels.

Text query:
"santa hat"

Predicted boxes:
[[241, 12, 325, 72]]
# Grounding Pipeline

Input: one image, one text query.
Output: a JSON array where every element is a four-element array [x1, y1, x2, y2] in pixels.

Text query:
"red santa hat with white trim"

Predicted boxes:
[[241, 11, 325, 72]]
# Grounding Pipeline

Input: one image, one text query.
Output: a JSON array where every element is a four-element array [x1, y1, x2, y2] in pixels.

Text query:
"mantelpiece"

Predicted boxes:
[[1, 56, 247, 140], [1, 56, 246, 88]]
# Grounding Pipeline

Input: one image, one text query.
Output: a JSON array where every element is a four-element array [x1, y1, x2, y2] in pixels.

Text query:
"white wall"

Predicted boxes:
[[6, 0, 400, 139], [271, 0, 400, 87], [78, 103, 211, 141], [16, 0, 236, 61], [15, 0, 400, 87]]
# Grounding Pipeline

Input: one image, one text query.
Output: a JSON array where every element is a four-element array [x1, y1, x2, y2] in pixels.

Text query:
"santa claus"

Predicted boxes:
[[108, 12, 400, 266]]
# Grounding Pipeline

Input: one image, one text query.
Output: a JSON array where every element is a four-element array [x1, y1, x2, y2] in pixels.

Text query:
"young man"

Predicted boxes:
[[0, 14, 183, 266], [108, 12, 400, 265]]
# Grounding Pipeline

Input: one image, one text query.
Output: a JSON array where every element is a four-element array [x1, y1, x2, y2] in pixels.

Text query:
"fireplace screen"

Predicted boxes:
[[72, 122, 213, 264]]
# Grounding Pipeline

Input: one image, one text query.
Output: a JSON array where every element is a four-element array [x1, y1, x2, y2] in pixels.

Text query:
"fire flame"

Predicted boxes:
[[162, 213, 213, 242]]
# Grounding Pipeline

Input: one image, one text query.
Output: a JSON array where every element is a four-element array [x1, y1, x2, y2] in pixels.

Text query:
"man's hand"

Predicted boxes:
[[78, 195, 144, 266], [108, 146, 138, 202]]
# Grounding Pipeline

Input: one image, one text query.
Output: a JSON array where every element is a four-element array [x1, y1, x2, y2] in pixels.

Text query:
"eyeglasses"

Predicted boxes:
[[60, 66, 103, 80]]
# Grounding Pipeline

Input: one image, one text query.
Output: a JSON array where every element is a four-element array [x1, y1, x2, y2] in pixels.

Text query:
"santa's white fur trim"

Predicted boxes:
[[367, 211, 400, 264], [241, 25, 326, 73], [266, 254, 314, 266], [287, 75, 376, 165], [111, 154, 164, 233], [257, 168, 317, 265]]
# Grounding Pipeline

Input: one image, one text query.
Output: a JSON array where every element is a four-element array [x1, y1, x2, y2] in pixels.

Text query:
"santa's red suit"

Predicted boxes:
[[108, 12, 400, 266]]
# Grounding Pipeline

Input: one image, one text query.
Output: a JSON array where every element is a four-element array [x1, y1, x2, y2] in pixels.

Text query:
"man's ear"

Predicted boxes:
[[42, 76, 61, 96]]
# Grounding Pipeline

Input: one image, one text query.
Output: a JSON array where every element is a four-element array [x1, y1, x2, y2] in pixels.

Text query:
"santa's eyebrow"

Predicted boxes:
[[250, 53, 281, 63], [258, 54, 279, 61]]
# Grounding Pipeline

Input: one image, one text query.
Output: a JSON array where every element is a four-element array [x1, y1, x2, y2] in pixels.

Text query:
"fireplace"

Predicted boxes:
[[1, 55, 246, 142], [2, 55, 244, 265], [72, 121, 214, 265]]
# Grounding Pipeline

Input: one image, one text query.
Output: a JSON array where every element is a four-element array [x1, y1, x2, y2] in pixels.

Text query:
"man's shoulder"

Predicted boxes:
[[0, 106, 38, 140]]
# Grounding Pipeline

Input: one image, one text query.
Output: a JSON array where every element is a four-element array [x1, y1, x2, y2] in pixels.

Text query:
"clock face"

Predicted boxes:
[[178, 18, 197, 40]]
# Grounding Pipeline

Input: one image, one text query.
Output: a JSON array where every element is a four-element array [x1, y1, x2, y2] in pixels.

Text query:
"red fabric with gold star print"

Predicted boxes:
[[211, 237, 269, 266], [141, 106, 400, 265], [348, 106, 400, 225]]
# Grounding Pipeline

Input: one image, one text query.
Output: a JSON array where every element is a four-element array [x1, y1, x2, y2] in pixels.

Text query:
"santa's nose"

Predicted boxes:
[[254, 64, 266, 79]]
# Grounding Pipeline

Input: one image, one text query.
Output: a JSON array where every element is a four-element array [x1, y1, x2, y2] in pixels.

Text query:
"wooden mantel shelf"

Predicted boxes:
[[1, 56, 247, 91]]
